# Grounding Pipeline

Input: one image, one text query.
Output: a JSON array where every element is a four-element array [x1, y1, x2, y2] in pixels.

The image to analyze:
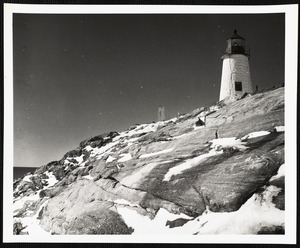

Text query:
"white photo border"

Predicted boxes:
[[3, 3, 298, 244]]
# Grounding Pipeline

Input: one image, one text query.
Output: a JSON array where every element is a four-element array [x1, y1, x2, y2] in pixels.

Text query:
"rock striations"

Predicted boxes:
[[13, 87, 285, 235]]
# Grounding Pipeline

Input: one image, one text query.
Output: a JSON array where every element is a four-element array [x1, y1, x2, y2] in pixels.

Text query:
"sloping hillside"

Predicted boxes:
[[13, 87, 285, 235]]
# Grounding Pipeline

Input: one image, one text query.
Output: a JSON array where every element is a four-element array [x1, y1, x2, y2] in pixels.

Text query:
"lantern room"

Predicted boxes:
[[225, 29, 250, 57]]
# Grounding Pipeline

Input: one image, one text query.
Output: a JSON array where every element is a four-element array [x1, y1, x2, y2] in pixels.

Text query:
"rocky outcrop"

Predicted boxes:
[[13, 221, 28, 235], [13, 87, 285, 235], [270, 178, 285, 210], [79, 131, 119, 147], [258, 225, 285, 234]]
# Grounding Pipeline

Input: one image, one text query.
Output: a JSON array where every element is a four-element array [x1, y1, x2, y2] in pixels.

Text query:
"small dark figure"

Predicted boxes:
[[215, 130, 219, 139], [195, 117, 205, 127]]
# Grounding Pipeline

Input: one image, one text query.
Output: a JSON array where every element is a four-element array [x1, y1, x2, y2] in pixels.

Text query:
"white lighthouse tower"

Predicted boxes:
[[219, 29, 253, 102]]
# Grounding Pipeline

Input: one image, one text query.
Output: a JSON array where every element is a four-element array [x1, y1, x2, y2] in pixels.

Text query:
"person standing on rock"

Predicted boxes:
[[215, 129, 219, 139]]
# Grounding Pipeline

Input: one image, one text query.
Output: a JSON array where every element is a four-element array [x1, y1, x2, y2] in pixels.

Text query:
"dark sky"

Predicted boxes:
[[13, 13, 285, 167]]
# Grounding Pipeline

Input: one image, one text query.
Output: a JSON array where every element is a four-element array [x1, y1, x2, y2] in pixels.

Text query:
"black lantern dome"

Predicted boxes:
[[225, 29, 250, 57]]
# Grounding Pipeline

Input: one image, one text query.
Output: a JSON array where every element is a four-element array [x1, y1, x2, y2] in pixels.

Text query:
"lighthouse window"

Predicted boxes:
[[235, 82, 242, 91]]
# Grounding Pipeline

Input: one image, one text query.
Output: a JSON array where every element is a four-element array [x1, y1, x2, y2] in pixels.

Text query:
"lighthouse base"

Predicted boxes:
[[220, 92, 250, 105]]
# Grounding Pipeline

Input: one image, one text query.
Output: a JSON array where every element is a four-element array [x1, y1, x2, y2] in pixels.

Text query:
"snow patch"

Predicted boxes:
[[270, 164, 285, 181], [120, 162, 160, 186], [171, 133, 192, 140], [19, 200, 51, 235], [13, 193, 40, 214], [118, 153, 132, 162], [163, 137, 249, 181], [84, 145, 93, 152], [275, 126, 285, 132], [74, 154, 84, 164], [115, 207, 193, 234], [106, 155, 117, 163], [118, 122, 164, 139], [242, 131, 270, 140], [43, 172, 58, 188], [128, 137, 140, 142], [64, 158, 75, 166], [139, 148, 174, 158], [116, 185, 284, 234], [210, 137, 248, 151], [163, 149, 223, 181], [82, 175, 93, 180], [184, 185, 284, 234], [90, 140, 119, 158], [168, 117, 178, 123], [22, 175, 33, 183]]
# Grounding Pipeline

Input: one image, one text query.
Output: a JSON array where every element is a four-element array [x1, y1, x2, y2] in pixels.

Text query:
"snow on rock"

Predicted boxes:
[[118, 122, 165, 139], [63, 160, 70, 165], [128, 137, 140, 143], [115, 206, 156, 234], [163, 149, 223, 181], [116, 185, 284, 235], [43, 172, 58, 189], [122, 138, 136, 148], [20, 201, 51, 235], [171, 133, 192, 140], [84, 145, 93, 152], [74, 154, 84, 164], [64, 158, 75, 166], [22, 175, 33, 183], [121, 162, 172, 187], [210, 137, 248, 151], [241, 131, 270, 140], [139, 148, 174, 159], [89, 140, 119, 158], [275, 126, 285, 132], [64, 154, 86, 167], [106, 155, 117, 163], [118, 153, 132, 162], [13, 193, 40, 214], [138, 122, 164, 133], [164, 137, 250, 181], [82, 175, 93, 180], [168, 117, 178, 123], [270, 164, 285, 181], [115, 207, 193, 234], [183, 185, 284, 234]]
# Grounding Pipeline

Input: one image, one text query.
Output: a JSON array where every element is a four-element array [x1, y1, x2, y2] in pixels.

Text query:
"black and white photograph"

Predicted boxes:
[[3, 3, 298, 243]]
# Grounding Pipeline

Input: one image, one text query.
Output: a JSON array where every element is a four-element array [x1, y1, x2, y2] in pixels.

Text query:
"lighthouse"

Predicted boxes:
[[219, 29, 253, 102]]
